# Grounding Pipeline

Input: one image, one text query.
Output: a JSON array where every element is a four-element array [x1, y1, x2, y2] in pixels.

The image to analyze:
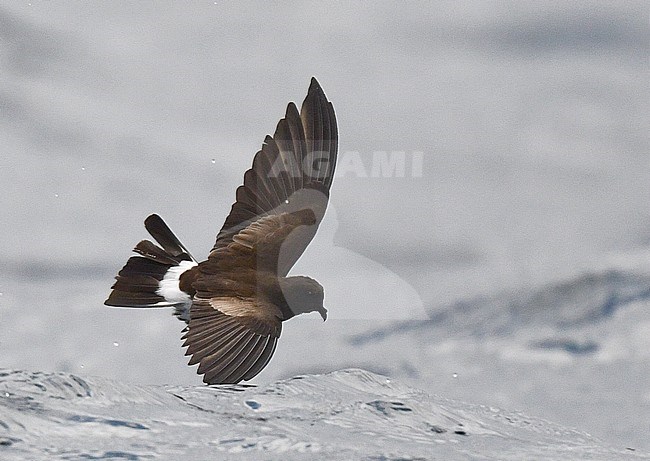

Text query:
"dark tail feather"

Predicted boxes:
[[104, 214, 196, 308], [144, 214, 194, 261]]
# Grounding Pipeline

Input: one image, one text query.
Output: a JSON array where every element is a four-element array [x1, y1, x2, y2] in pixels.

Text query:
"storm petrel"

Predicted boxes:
[[105, 78, 337, 384]]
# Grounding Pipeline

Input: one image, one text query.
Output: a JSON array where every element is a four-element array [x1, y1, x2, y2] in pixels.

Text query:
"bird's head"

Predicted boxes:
[[280, 276, 327, 321]]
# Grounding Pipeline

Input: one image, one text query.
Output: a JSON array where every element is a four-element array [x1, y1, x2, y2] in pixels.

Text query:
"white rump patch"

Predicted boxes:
[[156, 260, 198, 306]]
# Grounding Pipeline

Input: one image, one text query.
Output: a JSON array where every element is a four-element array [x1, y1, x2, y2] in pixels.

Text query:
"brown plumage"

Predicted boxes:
[[105, 78, 337, 384]]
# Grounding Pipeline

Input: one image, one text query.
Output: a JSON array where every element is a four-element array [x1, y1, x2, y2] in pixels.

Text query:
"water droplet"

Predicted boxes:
[[452, 373, 458, 378], [284, 199, 289, 204], [54, 193, 59, 198], [113, 342, 119, 347], [211, 159, 216, 164], [4, 392, 9, 397], [81, 167, 86, 171], [80, 364, 85, 369]]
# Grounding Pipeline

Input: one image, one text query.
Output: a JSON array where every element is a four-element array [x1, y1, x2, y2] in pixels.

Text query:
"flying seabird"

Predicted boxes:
[[105, 78, 337, 384]]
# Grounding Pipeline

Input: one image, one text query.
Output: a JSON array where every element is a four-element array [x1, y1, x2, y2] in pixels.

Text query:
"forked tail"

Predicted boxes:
[[104, 214, 198, 320]]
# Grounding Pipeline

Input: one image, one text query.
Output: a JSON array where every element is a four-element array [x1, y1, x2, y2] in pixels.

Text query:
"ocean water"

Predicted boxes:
[[0, 368, 645, 460]]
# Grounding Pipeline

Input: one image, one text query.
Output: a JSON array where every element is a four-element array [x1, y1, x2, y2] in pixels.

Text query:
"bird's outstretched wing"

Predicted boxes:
[[210, 77, 337, 277], [202, 209, 317, 276], [183, 297, 282, 384]]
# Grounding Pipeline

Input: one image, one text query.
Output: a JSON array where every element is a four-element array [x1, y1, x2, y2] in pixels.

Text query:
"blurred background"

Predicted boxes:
[[0, 0, 648, 451]]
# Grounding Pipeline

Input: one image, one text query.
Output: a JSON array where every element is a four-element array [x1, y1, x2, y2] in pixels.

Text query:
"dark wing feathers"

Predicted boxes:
[[184, 321, 241, 361], [201, 330, 255, 383], [242, 170, 275, 211], [196, 328, 249, 376], [210, 77, 337, 276], [301, 79, 337, 188], [219, 334, 266, 383], [242, 335, 278, 381], [181, 80, 335, 384], [183, 298, 282, 384], [188, 325, 243, 367], [208, 210, 316, 275]]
